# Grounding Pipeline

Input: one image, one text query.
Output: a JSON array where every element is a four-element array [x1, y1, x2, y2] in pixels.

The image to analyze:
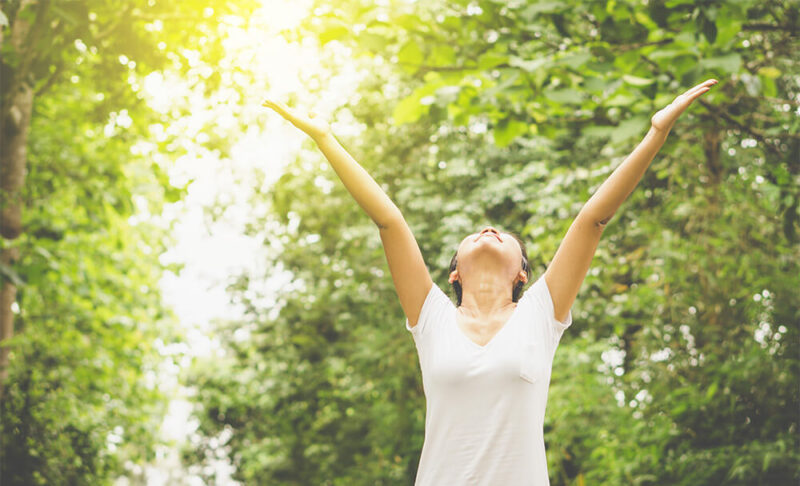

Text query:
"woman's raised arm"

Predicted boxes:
[[263, 99, 433, 328], [544, 79, 718, 323]]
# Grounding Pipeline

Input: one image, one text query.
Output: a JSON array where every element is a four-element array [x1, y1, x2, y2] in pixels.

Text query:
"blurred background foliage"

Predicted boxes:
[[0, 0, 258, 484], [189, 0, 799, 484], [1, 0, 798, 485]]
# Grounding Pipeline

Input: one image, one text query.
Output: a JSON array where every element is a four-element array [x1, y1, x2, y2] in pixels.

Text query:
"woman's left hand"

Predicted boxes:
[[651, 79, 718, 133], [263, 98, 332, 141]]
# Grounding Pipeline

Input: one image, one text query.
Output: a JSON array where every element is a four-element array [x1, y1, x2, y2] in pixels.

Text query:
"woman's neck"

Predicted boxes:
[[458, 271, 516, 317]]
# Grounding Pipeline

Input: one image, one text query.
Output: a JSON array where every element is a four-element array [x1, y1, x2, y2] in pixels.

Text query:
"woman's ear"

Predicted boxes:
[[448, 270, 459, 284], [517, 270, 528, 284]]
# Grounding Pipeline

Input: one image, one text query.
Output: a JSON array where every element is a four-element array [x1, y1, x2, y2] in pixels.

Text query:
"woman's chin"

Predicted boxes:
[[464, 248, 509, 266]]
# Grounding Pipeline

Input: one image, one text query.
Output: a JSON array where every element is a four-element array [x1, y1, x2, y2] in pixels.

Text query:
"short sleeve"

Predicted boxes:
[[404, 282, 453, 340], [524, 273, 573, 346]]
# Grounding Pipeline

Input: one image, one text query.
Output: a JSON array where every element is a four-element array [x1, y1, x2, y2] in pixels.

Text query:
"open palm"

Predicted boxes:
[[262, 98, 331, 140], [651, 79, 718, 132]]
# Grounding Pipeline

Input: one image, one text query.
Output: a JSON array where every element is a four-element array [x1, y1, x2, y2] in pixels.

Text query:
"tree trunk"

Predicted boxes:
[[0, 0, 37, 400]]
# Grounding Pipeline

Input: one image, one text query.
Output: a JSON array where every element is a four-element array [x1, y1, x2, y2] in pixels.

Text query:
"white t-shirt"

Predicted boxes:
[[404, 273, 573, 486]]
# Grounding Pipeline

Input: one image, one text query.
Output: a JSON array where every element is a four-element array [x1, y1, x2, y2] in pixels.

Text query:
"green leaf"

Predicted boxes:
[[393, 13, 423, 30], [760, 75, 777, 97], [582, 76, 611, 93], [397, 41, 424, 74], [622, 74, 655, 86], [358, 32, 390, 52], [392, 73, 449, 124], [319, 25, 349, 45], [431, 44, 456, 67], [509, 56, 550, 72], [478, 52, 509, 70], [648, 48, 698, 61], [493, 118, 529, 147], [482, 71, 521, 97], [716, 19, 742, 46], [543, 87, 584, 104], [705, 381, 719, 400], [699, 14, 717, 44], [757, 66, 781, 79], [583, 126, 615, 138], [611, 116, 649, 143], [0, 9, 8, 27], [522, 1, 565, 20], [605, 93, 637, 107], [559, 52, 591, 70], [392, 91, 426, 124], [699, 53, 742, 74]]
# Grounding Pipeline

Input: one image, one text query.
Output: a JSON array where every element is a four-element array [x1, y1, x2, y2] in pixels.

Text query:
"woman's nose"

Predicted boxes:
[[481, 226, 498, 235]]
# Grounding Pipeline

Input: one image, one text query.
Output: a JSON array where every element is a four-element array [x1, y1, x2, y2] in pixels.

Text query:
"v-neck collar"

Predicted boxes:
[[451, 300, 523, 351]]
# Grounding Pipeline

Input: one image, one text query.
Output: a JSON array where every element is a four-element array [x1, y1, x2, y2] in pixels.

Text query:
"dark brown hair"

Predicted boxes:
[[448, 230, 531, 307]]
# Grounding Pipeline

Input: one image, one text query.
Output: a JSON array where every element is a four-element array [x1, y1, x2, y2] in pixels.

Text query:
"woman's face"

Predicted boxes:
[[451, 226, 526, 284]]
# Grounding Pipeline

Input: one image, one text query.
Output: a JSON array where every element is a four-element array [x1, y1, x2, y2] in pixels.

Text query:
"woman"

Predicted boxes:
[[264, 78, 718, 485]]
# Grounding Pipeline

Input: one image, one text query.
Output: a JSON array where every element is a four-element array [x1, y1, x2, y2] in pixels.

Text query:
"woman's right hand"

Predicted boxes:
[[262, 98, 331, 141]]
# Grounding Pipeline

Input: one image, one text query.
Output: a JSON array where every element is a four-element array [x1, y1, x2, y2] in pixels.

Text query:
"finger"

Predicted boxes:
[[674, 82, 715, 107], [692, 86, 711, 99], [685, 79, 718, 98], [263, 100, 297, 121], [688, 79, 717, 93], [684, 86, 712, 104], [262, 97, 281, 107], [265, 99, 290, 113]]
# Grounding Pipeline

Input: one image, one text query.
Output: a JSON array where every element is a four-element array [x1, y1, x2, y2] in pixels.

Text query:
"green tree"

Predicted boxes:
[[189, 0, 799, 484], [0, 1, 255, 483]]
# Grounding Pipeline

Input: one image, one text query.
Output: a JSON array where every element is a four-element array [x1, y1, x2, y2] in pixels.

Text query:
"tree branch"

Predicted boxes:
[[33, 62, 65, 97], [615, 38, 674, 52], [93, 5, 134, 40], [742, 23, 796, 32], [696, 99, 789, 155]]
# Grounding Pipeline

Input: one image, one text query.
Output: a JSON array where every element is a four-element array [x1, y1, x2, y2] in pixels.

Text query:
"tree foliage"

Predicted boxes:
[[189, 0, 799, 484], [2, 0, 797, 484], [0, 1, 255, 484]]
